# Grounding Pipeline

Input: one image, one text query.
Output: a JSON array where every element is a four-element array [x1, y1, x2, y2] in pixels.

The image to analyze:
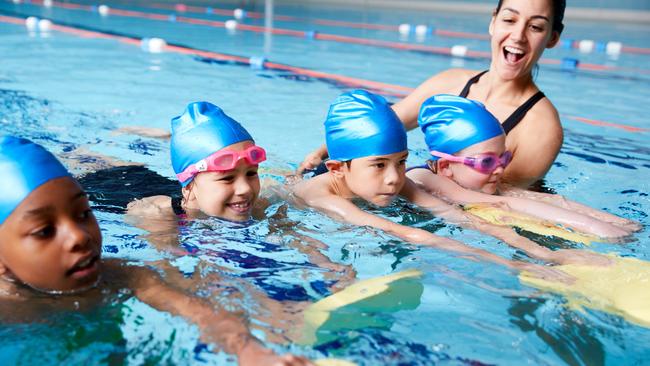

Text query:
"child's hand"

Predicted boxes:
[[591, 222, 631, 239], [238, 340, 314, 366], [512, 262, 575, 285], [550, 249, 613, 267], [616, 219, 643, 233]]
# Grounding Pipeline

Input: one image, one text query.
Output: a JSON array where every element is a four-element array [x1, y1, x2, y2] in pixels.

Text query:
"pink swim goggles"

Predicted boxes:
[[177, 145, 266, 183], [430, 150, 512, 174]]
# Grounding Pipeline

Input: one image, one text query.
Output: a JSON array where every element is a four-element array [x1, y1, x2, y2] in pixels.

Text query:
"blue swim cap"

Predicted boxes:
[[325, 90, 406, 161], [171, 101, 253, 186], [419, 95, 504, 161], [0, 136, 71, 225]]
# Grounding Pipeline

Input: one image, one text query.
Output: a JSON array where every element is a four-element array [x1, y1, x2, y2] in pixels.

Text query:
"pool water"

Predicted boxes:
[[0, 0, 649, 365]]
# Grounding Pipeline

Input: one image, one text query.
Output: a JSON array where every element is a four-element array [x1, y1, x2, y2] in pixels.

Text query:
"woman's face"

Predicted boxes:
[[489, 0, 559, 81], [184, 141, 261, 222], [440, 136, 507, 195], [0, 177, 102, 292]]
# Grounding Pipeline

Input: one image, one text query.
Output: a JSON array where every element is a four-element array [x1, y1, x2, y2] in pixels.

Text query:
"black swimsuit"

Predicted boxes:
[[408, 71, 546, 174], [171, 196, 186, 216], [458, 70, 546, 135]]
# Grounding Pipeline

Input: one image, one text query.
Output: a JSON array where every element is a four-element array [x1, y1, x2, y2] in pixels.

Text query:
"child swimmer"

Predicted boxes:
[[127, 101, 267, 222], [0, 136, 312, 366], [291, 90, 574, 271], [125, 101, 349, 273], [406, 95, 638, 243]]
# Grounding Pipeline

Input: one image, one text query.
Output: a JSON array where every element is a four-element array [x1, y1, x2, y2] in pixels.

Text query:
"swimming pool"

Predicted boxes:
[[0, 0, 649, 364]]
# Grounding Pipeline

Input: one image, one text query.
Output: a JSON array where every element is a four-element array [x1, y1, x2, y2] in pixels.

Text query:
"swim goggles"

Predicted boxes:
[[429, 150, 512, 175], [177, 145, 267, 183]]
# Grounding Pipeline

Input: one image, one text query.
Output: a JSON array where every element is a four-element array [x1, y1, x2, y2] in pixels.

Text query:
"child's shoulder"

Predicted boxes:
[[127, 195, 174, 217], [291, 173, 333, 205]]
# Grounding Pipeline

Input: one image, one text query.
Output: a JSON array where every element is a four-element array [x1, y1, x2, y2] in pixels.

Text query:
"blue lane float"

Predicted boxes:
[[249, 55, 266, 70], [561, 57, 580, 71]]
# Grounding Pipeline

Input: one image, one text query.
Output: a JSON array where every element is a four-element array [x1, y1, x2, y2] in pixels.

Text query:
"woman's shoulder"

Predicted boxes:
[[415, 68, 484, 97], [509, 95, 563, 155], [521, 95, 562, 134], [424, 68, 480, 89]]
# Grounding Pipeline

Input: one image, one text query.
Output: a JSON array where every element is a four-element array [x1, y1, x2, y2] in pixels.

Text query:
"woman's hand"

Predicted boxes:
[[296, 145, 328, 175]]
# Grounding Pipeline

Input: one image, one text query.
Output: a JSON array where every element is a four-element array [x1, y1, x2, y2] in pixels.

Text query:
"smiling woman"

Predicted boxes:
[[300, 0, 566, 189]]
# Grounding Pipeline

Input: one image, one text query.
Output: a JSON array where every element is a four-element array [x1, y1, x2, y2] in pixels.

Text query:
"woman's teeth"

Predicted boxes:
[[504, 46, 525, 63]]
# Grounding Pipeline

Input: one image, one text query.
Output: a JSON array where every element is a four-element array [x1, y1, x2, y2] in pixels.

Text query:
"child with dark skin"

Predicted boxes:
[[0, 136, 312, 366]]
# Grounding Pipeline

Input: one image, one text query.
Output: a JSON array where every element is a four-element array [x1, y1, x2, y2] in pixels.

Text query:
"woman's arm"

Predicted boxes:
[[502, 100, 562, 187]]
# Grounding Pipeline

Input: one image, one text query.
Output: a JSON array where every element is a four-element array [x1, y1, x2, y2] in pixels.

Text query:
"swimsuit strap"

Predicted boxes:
[[406, 164, 430, 173], [458, 70, 546, 135], [458, 70, 488, 98], [171, 196, 186, 216], [501, 91, 545, 135]]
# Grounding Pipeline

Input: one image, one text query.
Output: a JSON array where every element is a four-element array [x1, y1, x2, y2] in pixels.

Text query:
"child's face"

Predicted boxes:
[[0, 177, 102, 292], [441, 136, 506, 194], [344, 151, 408, 207], [185, 141, 261, 221]]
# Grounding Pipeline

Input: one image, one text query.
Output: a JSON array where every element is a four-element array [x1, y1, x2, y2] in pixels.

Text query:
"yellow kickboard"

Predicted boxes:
[[300, 268, 423, 346], [520, 255, 650, 328], [465, 203, 597, 245]]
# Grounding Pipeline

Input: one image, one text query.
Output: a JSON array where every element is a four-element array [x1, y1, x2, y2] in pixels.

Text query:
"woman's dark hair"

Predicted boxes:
[[496, 0, 565, 34]]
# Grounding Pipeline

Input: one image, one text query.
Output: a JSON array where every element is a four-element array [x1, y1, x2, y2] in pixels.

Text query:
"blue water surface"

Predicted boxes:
[[0, 0, 649, 365]]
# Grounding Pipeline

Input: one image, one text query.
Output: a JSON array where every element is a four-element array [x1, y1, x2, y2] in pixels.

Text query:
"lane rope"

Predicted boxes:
[[15, 0, 650, 75], [0, 13, 646, 134]]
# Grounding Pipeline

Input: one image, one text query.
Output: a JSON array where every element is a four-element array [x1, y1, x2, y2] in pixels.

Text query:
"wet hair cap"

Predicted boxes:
[[0, 136, 71, 224], [325, 90, 407, 161], [171, 101, 253, 186], [419, 94, 504, 161]]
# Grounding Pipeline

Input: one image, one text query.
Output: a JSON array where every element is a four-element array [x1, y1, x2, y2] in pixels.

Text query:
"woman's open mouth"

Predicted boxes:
[[503, 46, 526, 64]]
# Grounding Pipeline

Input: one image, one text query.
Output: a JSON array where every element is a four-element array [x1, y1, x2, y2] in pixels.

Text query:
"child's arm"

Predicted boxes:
[[499, 184, 642, 232], [266, 204, 357, 286], [300, 188, 535, 269], [123, 263, 312, 366], [409, 171, 630, 239], [403, 179, 612, 267]]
